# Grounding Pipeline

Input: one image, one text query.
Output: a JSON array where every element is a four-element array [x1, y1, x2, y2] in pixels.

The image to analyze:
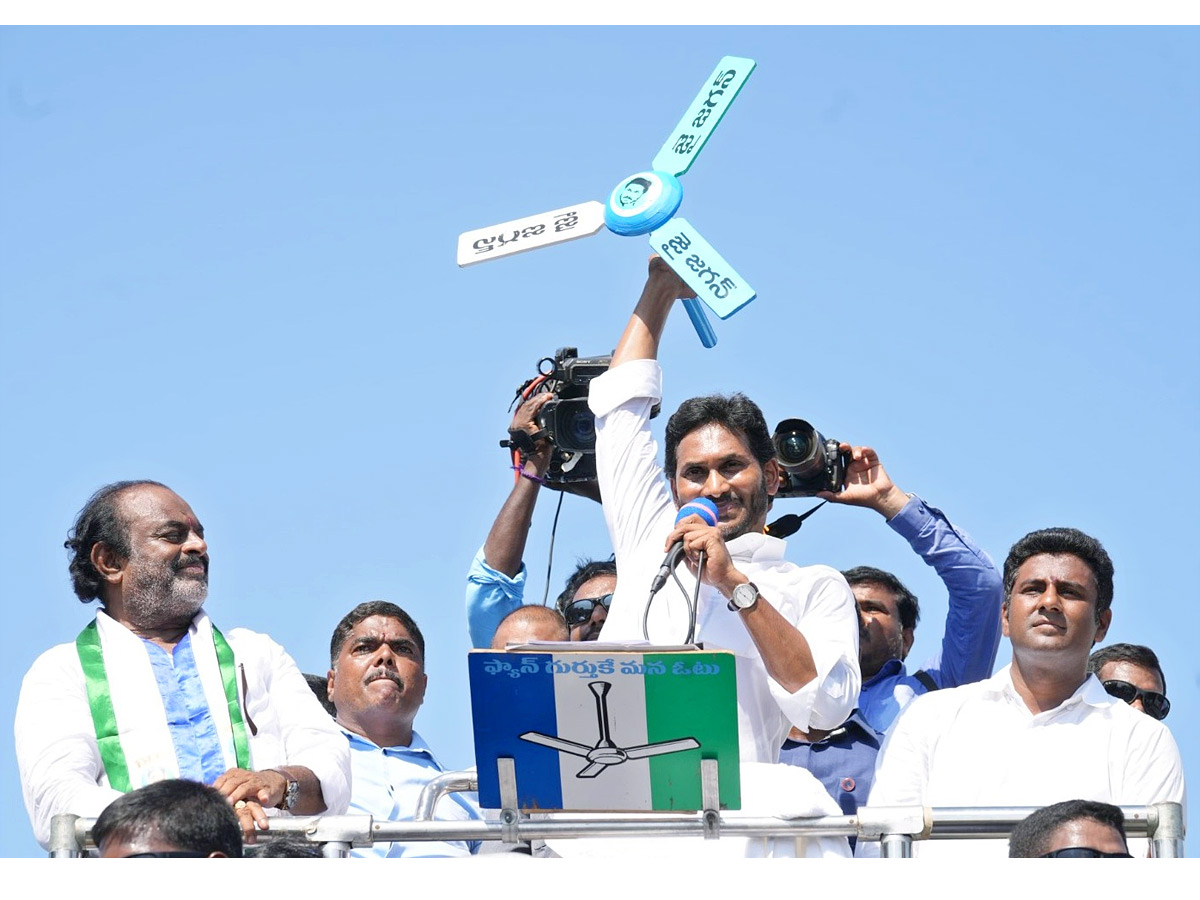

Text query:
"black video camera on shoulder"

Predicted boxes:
[[504, 347, 658, 486]]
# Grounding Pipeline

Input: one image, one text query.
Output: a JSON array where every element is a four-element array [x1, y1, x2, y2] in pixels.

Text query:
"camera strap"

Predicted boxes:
[[500, 427, 547, 459]]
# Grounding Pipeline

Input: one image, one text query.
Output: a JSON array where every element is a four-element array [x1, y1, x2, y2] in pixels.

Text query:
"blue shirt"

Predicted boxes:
[[344, 728, 482, 858], [856, 495, 1003, 734], [465, 545, 527, 649], [779, 710, 881, 844], [143, 632, 226, 784]]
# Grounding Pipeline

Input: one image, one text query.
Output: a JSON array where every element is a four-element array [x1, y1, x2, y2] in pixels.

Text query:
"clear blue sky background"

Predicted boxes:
[[1, 26, 1196, 857]]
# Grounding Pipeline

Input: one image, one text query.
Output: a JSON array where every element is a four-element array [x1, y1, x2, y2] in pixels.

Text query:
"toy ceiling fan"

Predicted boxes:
[[456, 56, 758, 348]]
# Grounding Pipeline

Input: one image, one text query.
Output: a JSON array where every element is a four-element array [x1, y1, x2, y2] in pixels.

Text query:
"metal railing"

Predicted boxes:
[[48, 768, 1186, 858]]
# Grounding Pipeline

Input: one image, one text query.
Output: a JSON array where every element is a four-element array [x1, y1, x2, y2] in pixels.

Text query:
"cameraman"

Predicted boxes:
[[465, 393, 614, 648], [779, 443, 1002, 822]]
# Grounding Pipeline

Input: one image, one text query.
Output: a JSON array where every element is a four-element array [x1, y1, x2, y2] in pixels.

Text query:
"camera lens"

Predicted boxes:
[[777, 431, 812, 465], [773, 419, 819, 467], [551, 399, 596, 451]]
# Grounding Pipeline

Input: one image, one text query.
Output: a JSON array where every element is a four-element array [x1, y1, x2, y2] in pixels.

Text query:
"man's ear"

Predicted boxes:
[[1000, 600, 1011, 638], [901, 626, 915, 659], [1093, 607, 1113, 645], [763, 458, 781, 497], [326, 669, 336, 704], [91, 542, 125, 584]]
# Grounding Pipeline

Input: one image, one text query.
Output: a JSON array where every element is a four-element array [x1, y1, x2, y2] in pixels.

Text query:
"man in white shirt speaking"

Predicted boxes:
[[587, 257, 861, 765], [864, 526, 1185, 856]]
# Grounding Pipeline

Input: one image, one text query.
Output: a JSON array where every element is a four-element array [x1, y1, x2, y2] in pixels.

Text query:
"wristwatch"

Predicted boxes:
[[727, 581, 760, 612], [273, 769, 300, 811]]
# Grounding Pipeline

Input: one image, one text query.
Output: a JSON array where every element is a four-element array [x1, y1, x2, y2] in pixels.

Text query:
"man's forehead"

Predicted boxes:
[[350, 615, 415, 641], [1016, 553, 1096, 586], [118, 484, 200, 526], [574, 574, 617, 600], [676, 423, 753, 460]]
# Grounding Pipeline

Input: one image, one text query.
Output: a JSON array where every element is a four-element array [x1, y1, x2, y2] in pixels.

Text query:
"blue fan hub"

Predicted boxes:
[[604, 170, 683, 236]]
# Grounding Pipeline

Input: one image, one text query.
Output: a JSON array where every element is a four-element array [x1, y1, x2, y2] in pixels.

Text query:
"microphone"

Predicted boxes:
[[649, 497, 719, 595]]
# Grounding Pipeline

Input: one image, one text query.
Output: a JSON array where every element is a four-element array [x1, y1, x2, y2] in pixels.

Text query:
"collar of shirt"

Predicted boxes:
[[341, 726, 441, 761], [726, 530, 786, 563], [862, 657, 907, 688], [983, 665, 1116, 719]]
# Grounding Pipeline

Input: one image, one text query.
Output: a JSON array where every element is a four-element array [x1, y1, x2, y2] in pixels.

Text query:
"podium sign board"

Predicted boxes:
[[468, 649, 740, 812]]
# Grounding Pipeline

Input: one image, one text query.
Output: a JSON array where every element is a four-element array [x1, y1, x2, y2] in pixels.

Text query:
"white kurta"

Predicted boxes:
[[15, 608, 351, 848], [588, 359, 861, 764]]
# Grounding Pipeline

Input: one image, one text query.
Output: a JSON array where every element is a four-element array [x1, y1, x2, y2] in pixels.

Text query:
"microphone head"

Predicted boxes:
[[675, 497, 719, 527]]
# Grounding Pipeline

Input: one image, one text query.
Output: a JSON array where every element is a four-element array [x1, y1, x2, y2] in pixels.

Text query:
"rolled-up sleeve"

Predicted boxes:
[[768, 565, 861, 733], [465, 545, 527, 649]]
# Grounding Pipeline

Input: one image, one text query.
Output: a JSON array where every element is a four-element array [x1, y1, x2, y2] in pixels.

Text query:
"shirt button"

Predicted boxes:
[[840, 777, 856, 793]]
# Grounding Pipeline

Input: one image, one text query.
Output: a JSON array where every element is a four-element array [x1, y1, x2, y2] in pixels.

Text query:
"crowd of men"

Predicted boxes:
[[15, 258, 1186, 858]]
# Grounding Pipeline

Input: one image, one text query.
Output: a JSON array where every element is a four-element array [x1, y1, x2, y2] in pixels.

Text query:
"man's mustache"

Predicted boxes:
[[366, 670, 404, 689]]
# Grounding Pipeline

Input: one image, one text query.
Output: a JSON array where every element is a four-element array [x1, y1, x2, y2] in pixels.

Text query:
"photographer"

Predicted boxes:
[[587, 257, 860, 763], [465, 393, 614, 648], [779, 443, 1003, 822]]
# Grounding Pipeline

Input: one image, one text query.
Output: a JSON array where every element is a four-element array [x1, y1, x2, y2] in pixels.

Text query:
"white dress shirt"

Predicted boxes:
[[588, 358, 861, 764], [863, 665, 1186, 857]]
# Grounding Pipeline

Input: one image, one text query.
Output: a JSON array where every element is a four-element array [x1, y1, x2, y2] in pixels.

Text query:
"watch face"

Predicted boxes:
[[733, 583, 758, 609]]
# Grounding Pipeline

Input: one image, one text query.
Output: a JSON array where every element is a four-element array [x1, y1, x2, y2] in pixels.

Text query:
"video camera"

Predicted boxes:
[[505, 347, 659, 486], [772, 418, 848, 498]]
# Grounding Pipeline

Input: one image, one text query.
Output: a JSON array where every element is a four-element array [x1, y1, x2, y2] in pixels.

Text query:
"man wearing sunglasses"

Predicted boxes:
[[1008, 799, 1131, 858], [466, 393, 617, 647], [1088, 643, 1170, 721], [863, 527, 1185, 857]]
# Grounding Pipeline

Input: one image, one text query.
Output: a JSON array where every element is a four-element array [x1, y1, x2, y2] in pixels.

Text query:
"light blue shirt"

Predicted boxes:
[[143, 632, 227, 784], [465, 544, 527, 649], [857, 496, 1003, 733], [343, 728, 482, 858]]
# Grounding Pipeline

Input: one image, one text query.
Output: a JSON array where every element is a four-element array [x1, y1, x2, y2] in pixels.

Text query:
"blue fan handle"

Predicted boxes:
[[682, 297, 717, 348]]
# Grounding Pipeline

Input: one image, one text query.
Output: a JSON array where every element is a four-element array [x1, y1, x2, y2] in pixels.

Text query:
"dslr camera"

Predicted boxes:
[[772, 418, 848, 498]]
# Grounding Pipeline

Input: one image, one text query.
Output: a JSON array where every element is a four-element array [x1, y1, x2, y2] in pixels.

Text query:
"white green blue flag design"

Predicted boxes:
[[469, 650, 740, 811]]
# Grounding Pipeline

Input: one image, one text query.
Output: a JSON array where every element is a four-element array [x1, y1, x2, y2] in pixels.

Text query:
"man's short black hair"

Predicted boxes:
[[1088, 642, 1167, 694], [304, 672, 338, 717], [842, 565, 921, 630], [663, 393, 775, 480], [64, 480, 168, 602], [92, 778, 243, 858], [555, 558, 617, 616], [330, 601, 425, 666], [1007, 799, 1128, 858], [1002, 527, 1115, 623]]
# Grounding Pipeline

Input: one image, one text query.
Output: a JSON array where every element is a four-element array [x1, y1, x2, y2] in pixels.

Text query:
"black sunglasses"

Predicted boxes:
[[123, 850, 211, 858], [1039, 847, 1132, 858], [1102, 679, 1170, 720], [563, 593, 613, 627]]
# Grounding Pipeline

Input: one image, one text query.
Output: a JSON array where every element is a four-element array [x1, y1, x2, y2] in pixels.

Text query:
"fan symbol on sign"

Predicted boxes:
[[519, 681, 700, 779]]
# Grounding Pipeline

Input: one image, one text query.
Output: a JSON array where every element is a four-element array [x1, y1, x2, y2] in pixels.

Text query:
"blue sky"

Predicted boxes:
[[1, 26, 1196, 857]]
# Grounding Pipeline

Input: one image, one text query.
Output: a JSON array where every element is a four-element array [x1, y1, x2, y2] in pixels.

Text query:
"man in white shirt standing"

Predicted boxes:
[[587, 257, 861, 764], [15, 480, 350, 849], [864, 526, 1185, 856], [327, 601, 483, 857]]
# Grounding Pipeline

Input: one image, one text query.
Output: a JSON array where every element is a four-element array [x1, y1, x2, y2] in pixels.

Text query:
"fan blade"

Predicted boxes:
[[576, 762, 609, 779], [518, 731, 594, 759], [457, 201, 606, 267], [649, 218, 756, 321], [651, 56, 756, 177], [623, 738, 700, 760]]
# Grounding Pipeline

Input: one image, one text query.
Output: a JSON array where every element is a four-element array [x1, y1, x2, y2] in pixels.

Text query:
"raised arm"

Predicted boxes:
[[820, 443, 1002, 687], [609, 255, 697, 368]]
